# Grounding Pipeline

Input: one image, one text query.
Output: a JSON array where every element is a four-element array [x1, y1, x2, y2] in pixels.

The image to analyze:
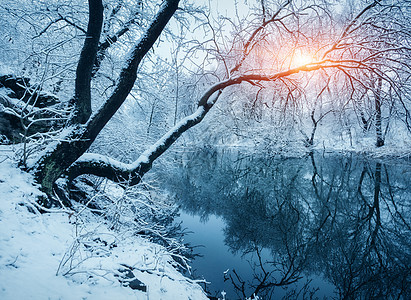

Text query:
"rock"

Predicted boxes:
[[0, 111, 22, 144], [0, 74, 65, 144], [0, 75, 59, 108], [117, 265, 147, 292]]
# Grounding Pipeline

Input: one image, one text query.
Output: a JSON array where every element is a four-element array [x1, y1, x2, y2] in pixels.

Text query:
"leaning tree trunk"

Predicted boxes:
[[33, 0, 180, 201], [31, 0, 383, 206]]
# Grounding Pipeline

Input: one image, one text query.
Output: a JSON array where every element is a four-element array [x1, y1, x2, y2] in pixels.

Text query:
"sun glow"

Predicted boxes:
[[250, 44, 317, 73], [291, 50, 314, 68], [293, 53, 313, 66]]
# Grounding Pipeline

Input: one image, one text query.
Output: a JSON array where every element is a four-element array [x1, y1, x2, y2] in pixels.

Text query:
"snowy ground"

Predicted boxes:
[[1, 131, 409, 300], [0, 146, 207, 300]]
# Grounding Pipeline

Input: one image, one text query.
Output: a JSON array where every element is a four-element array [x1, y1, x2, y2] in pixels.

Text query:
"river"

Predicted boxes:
[[156, 148, 411, 299]]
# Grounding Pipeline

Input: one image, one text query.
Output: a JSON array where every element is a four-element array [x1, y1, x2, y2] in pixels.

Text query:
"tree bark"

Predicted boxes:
[[71, 0, 103, 124], [375, 78, 384, 147], [33, 0, 180, 200]]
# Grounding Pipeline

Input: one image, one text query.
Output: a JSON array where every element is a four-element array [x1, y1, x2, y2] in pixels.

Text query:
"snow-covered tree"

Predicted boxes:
[[0, 0, 409, 205]]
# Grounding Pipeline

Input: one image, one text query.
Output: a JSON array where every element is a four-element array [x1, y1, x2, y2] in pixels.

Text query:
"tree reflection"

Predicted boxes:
[[158, 149, 410, 299]]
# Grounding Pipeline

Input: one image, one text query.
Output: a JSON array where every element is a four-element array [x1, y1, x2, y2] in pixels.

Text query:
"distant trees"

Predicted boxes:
[[0, 0, 409, 203]]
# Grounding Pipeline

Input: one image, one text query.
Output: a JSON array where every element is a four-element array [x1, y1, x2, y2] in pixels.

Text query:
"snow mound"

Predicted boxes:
[[0, 147, 207, 300]]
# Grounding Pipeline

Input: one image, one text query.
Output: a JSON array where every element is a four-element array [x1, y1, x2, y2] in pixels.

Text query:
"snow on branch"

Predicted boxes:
[[68, 106, 206, 185]]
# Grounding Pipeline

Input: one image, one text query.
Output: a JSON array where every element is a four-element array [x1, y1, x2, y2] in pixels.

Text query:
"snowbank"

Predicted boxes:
[[0, 146, 207, 300]]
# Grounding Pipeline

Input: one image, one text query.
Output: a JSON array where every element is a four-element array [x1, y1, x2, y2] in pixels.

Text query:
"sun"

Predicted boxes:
[[294, 54, 312, 66], [292, 51, 313, 67]]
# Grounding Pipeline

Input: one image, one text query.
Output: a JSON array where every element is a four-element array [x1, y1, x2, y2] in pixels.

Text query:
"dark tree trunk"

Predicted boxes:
[[71, 0, 103, 124], [33, 0, 180, 200], [375, 78, 384, 147], [308, 109, 318, 146], [370, 162, 382, 247]]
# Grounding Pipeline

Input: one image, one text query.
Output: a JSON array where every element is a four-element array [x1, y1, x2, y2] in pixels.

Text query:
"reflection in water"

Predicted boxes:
[[158, 149, 411, 299]]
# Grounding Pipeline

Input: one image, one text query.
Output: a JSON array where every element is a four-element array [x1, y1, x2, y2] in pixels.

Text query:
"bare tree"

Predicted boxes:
[[0, 0, 408, 203]]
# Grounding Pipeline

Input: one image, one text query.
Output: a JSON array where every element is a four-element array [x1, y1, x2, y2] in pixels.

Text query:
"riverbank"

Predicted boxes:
[[0, 146, 207, 300], [1, 136, 409, 299], [188, 134, 411, 161]]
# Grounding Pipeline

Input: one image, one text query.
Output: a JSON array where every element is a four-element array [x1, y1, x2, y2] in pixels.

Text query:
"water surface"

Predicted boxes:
[[158, 149, 411, 299]]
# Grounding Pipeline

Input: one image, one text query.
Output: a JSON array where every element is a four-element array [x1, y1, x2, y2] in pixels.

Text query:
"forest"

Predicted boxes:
[[0, 0, 410, 299]]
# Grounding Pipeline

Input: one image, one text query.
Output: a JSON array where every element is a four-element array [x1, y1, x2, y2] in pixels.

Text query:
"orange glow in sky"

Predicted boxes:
[[292, 52, 313, 67], [247, 43, 317, 73], [287, 47, 316, 69]]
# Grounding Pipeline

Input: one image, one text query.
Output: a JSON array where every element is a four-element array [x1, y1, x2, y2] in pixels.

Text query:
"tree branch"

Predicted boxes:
[[67, 59, 365, 185], [92, 17, 140, 77], [58, 13, 87, 34]]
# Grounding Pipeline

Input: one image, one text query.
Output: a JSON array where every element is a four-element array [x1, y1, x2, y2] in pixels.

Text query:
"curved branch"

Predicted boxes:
[[68, 106, 208, 184], [322, 0, 380, 59], [68, 60, 364, 184]]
